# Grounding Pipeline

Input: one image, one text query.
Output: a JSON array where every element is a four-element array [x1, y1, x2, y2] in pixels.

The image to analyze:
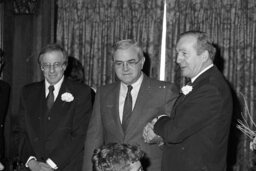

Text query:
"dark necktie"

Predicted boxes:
[[46, 85, 55, 110], [122, 85, 133, 132]]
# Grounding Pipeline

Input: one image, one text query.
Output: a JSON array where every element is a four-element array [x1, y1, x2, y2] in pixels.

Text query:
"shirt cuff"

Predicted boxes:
[[46, 158, 58, 170], [157, 114, 168, 120], [25, 156, 37, 167]]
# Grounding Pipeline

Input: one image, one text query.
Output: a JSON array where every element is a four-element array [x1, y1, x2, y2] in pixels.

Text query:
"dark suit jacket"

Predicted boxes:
[[17, 78, 92, 171], [0, 80, 10, 160], [154, 66, 233, 171], [83, 74, 178, 171]]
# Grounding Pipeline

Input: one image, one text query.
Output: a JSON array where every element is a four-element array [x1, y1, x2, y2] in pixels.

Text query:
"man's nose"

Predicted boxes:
[[122, 62, 129, 71], [176, 54, 182, 64], [49, 65, 56, 72]]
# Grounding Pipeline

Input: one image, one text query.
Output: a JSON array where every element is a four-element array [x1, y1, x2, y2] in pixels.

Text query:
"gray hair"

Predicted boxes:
[[38, 43, 68, 64], [179, 31, 216, 60], [113, 39, 144, 60]]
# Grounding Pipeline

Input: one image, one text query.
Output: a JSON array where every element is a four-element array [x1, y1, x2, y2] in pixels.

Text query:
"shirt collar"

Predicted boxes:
[[45, 76, 64, 92], [121, 73, 144, 89], [191, 64, 213, 83]]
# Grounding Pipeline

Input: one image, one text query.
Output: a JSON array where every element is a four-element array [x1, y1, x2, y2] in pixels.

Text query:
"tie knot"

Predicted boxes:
[[127, 85, 133, 92], [48, 85, 54, 92]]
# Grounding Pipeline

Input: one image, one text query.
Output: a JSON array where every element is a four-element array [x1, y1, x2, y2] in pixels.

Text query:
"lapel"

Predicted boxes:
[[45, 78, 73, 136], [104, 82, 124, 137], [27, 81, 47, 155], [171, 66, 216, 118], [125, 75, 152, 134]]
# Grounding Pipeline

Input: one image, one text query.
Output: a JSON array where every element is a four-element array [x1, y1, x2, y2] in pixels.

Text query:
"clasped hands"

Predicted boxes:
[[28, 160, 53, 171], [143, 117, 163, 145]]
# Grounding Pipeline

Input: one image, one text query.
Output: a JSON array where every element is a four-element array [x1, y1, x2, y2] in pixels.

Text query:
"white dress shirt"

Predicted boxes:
[[45, 76, 64, 100], [119, 74, 143, 123], [191, 64, 214, 83]]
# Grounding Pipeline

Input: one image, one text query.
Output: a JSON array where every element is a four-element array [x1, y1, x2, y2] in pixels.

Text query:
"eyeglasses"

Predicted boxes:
[[114, 59, 141, 68], [41, 62, 65, 71]]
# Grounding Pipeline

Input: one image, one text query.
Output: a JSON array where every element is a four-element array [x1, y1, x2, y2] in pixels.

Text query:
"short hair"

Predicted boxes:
[[179, 31, 216, 60], [38, 43, 68, 64], [64, 56, 85, 83], [92, 143, 144, 171], [113, 39, 144, 60]]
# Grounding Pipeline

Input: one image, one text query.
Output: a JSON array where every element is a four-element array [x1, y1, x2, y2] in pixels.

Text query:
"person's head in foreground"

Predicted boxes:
[[92, 143, 144, 171]]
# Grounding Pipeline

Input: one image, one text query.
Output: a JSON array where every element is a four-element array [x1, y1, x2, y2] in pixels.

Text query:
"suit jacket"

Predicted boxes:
[[0, 80, 10, 160], [154, 66, 233, 171], [17, 78, 92, 171], [83, 74, 178, 171]]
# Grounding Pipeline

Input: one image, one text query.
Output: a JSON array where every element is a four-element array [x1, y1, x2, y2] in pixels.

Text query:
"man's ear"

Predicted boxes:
[[201, 51, 209, 62], [141, 57, 145, 68]]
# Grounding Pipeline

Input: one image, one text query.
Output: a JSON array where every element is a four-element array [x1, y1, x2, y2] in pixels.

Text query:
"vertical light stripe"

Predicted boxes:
[[159, 0, 166, 81]]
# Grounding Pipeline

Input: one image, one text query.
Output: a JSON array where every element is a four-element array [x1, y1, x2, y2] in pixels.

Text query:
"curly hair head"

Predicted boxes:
[[92, 143, 144, 171]]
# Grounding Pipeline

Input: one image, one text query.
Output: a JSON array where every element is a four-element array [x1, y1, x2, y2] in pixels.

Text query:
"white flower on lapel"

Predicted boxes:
[[181, 85, 193, 95], [61, 92, 74, 102]]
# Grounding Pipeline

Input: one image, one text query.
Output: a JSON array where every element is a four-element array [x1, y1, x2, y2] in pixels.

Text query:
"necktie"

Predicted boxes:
[[122, 85, 133, 132], [46, 85, 55, 110]]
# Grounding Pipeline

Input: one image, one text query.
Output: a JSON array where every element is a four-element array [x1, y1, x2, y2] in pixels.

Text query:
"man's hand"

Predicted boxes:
[[28, 160, 53, 171], [38, 162, 54, 171], [0, 162, 4, 171], [143, 118, 163, 145]]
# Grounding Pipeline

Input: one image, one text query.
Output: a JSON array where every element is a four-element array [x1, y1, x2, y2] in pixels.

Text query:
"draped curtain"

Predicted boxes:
[[56, 0, 164, 88], [57, 0, 256, 170], [165, 0, 256, 170]]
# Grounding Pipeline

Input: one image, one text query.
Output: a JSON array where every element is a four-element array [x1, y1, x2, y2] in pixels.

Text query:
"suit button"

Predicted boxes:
[[48, 116, 51, 120], [181, 147, 185, 150]]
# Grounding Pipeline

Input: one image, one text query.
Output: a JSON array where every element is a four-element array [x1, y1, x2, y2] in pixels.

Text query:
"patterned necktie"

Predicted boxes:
[[46, 85, 55, 110], [122, 85, 133, 132]]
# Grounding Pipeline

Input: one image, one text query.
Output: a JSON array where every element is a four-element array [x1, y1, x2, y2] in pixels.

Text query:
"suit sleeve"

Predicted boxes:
[[0, 82, 10, 125], [48, 86, 93, 169], [16, 87, 36, 163], [82, 88, 104, 171], [164, 83, 179, 116], [154, 84, 224, 143]]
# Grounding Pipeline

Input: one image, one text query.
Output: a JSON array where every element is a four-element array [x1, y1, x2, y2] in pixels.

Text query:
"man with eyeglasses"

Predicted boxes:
[[83, 39, 178, 171], [16, 44, 93, 171]]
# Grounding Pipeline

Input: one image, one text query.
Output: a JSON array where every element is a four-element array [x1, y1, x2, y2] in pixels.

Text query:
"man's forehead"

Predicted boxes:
[[176, 36, 197, 49]]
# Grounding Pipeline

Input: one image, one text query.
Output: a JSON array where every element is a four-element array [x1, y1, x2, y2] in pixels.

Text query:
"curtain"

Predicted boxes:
[[165, 0, 256, 170], [56, 0, 164, 88]]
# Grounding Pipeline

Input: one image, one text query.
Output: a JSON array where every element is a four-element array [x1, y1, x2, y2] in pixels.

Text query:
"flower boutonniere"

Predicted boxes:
[[61, 92, 74, 102], [181, 85, 193, 95]]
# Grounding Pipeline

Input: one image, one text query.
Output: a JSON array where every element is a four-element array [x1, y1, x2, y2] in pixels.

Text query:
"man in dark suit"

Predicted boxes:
[[17, 44, 93, 171], [143, 31, 233, 171], [82, 39, 178, 171], [0, 48, 10, 171]]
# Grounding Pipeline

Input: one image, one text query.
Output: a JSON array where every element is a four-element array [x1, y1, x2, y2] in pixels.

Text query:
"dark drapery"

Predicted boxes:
[[56, 0, 256, 170], [57, 0, 165, 88]]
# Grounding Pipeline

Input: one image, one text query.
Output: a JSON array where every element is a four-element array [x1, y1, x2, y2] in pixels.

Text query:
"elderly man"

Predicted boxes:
[[143, 31, 233, 171], [17, 44, 93, 171], [83, 39, 178, 171]]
